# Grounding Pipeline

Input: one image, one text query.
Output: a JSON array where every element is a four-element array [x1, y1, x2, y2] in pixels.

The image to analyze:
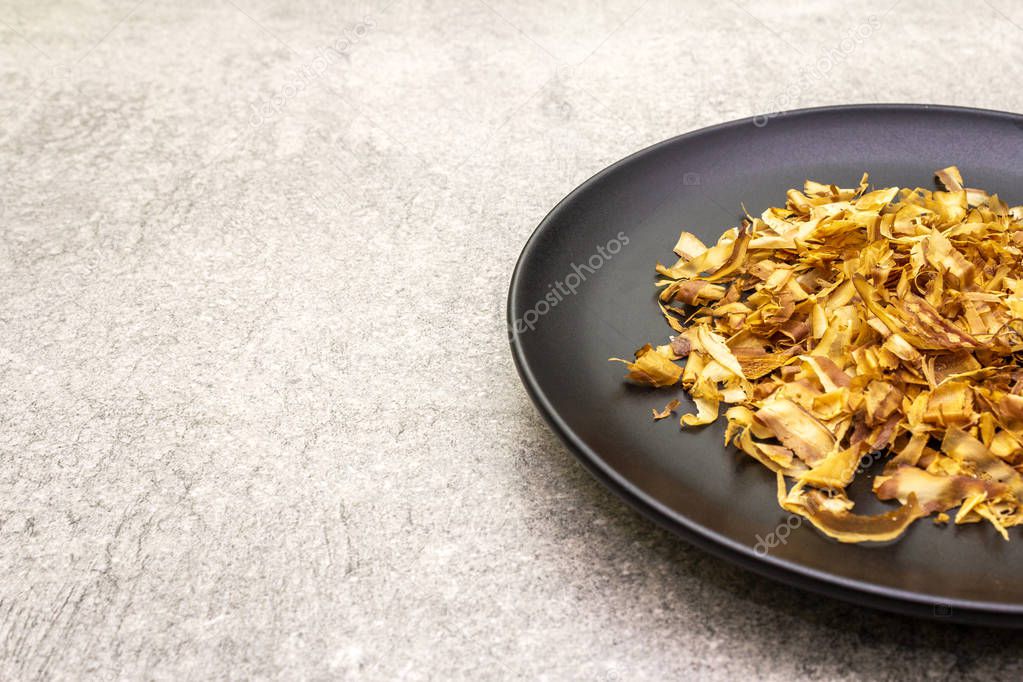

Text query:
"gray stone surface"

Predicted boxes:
[[2, 0, 1023, 679]]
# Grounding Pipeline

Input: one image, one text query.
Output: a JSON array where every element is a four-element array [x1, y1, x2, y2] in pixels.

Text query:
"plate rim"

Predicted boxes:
[[507, 102, 1023, 626]]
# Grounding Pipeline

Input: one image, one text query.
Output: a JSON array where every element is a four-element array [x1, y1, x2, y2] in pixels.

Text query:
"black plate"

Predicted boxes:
[[508, 104, 1023, 626]]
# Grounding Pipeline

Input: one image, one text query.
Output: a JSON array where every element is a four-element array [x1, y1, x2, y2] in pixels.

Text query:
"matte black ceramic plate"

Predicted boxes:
[[508, 104, 1023, 626]]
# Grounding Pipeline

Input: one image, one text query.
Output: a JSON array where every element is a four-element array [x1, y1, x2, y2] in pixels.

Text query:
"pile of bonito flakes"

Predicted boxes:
[[613, 167, 1023, 542]]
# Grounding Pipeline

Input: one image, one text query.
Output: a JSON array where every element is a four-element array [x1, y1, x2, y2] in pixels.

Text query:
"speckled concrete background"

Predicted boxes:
[[2, 0, 1023, 679]]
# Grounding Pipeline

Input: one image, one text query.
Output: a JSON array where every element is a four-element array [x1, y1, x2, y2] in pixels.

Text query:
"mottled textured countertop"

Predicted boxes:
[[3, 0, 1023, 679]]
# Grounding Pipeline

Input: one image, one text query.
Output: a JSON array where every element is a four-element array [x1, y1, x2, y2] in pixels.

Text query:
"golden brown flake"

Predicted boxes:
[[653, 399, 682, 421]]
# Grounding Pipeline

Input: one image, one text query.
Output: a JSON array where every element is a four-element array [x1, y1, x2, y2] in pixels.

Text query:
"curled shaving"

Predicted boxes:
[[612, 168, 1023, 542]]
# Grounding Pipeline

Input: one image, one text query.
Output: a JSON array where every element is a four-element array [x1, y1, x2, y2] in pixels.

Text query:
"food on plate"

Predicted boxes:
[[652, 398, 682, 421], [612, 167, 1023, 542]]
